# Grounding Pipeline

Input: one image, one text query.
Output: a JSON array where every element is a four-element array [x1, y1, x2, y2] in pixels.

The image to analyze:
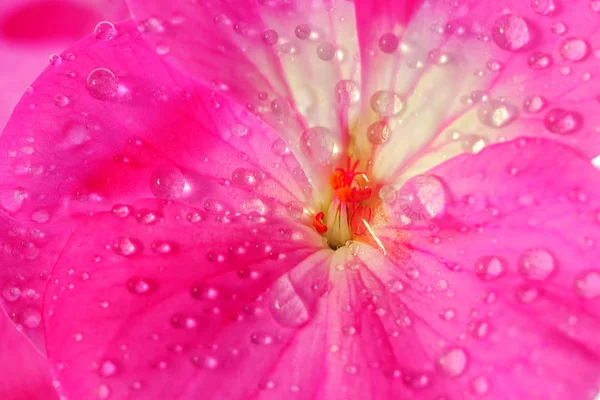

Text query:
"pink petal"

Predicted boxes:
[[43, 199, 327, 399], [0, 21, 308, 352], [0, 311, 57, 399], [372, 138, 600, 398], [0, 0, 129, 129]]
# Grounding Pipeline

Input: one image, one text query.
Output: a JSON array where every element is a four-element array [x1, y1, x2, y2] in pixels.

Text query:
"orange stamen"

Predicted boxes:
[[312, 212, 328, 235], [330, 170, 345, 190]]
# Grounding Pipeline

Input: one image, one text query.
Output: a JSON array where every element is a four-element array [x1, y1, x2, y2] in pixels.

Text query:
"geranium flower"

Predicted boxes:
[[2, 0, 600, 399]]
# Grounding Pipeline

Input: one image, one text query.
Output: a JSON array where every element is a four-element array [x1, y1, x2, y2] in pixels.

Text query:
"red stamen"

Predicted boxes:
[[313, 212, 327, 235]]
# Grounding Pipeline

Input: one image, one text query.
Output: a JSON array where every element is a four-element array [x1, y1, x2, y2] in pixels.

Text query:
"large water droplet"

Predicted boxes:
[[559, 38, 589, 61], [231, 168, 257, 187], [300, 126, 335, 166], [86, 68, 118, 100], [438, 347, 468, 377], [149, 166, 185, 199], [519, 249, 556, 281], [99, 360, 118, 377], [53, 94, 70, 108], [171, 315, 198, 330], [475, 256, 506, 280], [370, 91, 404, 117], [491, 14, 531, 51], [317, 42, 336, 61], [393, 175, 447, 222], [94, 21, 117, 40], [544, 108, 581, 134], [575, 271, 600, 299], [269, 276, 310, 328], [21, 308, 41, 328], [295, 24, 311, 39], [478, 100, 517, 128], [262, 29, 278, 46]]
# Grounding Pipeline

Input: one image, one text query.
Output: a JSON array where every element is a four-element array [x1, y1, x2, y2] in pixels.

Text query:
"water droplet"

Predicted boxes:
[[49, 54, 62, 66], [591, 0, 600, 12], [99, 360, 118, 377], [270, 277, 310, 328], [192, 354, 219, 369], [317, 42, 336, 61], [438, 347, 468, 377], [531, 0, 557, 15], [191, 285, 219, 301], [232, 123, 249, 137], [334, 80, 359, 106], [112, 204, 131, 218], [94, 21, 117, 40], [127, 277, 153, 294], [486, 59, 502, 71], [21, 308, 41, 328], [367, 121, 390, 145], [475, 256, 506, 280], [519, 249, 556, 281], [300, 126, 335, 166], [149, 166, 185, 199], [491, 14, 531, 51], [379, 32, 399, 53], [551, 21, 567, 35], [31, 209, 50, 223], [113, 237, 139, 257], [271, 139, 289, 156], [471, 376, 490, 395], [575, 271, 600, 299], [544, 108, 581, 134], [86, 68, 118, 100], [478, 99, 517, 128], [171, 315, 198, 330], [461, 135, 488, 154], [523, 95, 547, 113], [250, 332, 274, 345], [516, 286, 540, 303], [262, 29, 278, 45], [370, 91, 404, 117], [231, 168, 257, 187], [53, 94, 69, 108], [295, 24, 311, 39], [98, 384, 111, 399], [2, 285, 20, 302], [559, 38, 589, 62], [527, 51, 553, 69], [387, 280, 404, 293], [394, 175, 447, 222]]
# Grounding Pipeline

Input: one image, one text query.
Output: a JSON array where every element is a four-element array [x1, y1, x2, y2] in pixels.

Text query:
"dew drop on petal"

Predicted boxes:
[[519, 249, 556, 281], [393, 175, 447, 221], [478, 100, 517, 128], [317, 42, 336, 61], [491, 14, 531, 51], [94, 21, 117, 40], [523, 95, 546, 113], [370, 91, 404, 117], [527, 51, 552, 70], [575, 271, 600, 299], [53, 94, 70, 108], [149, 166, 185, 199], [543, 108, 581, 134], [2, 285, 21, 302], [269, 278, 310, 328], [295, 24, 311, 39], [475, 256, 506, 280], [113, 237, 138, 257], [127, 277, 153, 294], [300, 127, 335, 166], [86, 68, 118, 100], [367, 121, 391, 145], [262, 29, 278, 45], [231, 168, 257, 187], [250, 332, 274, 345], [471, 376, 490, 395], [559, 38, 589, 61], [551, 21, 567, 35], [334, 80, 359, 106], [378, 33, 399, 53], [99, 360, 118, 377], [516, 286, 540, 303], [21, 308, 41, 329], [438, 347, 468, 377], [530, 0, 557, 15]]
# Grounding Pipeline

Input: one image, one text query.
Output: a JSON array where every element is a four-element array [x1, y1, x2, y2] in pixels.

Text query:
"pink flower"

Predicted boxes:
[[2, 0, 600, 399]]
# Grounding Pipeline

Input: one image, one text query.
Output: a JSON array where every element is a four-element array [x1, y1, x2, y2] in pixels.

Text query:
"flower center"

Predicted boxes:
[[312, 158, 375, 249]]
